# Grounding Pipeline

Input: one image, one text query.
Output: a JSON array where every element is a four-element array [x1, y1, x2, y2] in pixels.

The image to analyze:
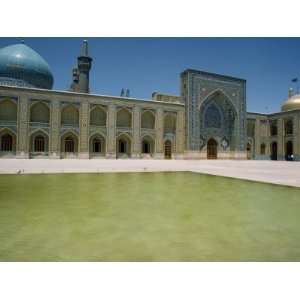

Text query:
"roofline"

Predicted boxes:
[[181, 69, 246, 83], [0, 85, 185, 107]]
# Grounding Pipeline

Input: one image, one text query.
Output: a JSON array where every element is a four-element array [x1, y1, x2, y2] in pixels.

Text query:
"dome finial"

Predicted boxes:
[[288, 87, 293, 98]]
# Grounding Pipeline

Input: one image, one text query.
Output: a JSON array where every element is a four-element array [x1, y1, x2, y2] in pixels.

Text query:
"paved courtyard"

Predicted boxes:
[[0, 159, 299, 188]]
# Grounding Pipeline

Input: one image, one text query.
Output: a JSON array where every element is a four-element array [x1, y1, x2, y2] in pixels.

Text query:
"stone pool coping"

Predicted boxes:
[[0, 159, 300, 188]]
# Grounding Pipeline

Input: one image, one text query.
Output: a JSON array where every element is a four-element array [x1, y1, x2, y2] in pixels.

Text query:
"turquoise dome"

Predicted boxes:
[[0, 43, 54, 89]]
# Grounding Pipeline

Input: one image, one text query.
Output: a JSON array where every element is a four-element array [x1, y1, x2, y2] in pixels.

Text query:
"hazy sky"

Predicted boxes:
[[1, 37, 300, 113]]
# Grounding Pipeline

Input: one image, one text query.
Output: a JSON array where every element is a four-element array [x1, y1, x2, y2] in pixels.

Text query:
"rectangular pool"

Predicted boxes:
[[0, 172, 300, 261]]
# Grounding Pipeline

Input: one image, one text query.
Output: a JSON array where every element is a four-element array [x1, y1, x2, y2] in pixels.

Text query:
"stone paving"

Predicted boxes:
[[0, 159, 300, 188]]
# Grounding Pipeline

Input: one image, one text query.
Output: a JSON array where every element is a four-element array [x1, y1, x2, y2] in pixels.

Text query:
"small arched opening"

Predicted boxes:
[[117, 134, 132, 158], [271, 141, 277, 161], [141, 136, 154, 157], [207, 138, 218, 159], [285, 141, 293, 161]]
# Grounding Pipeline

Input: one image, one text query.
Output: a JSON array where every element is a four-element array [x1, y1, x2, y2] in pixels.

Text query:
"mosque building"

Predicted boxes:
[[0, 40, 299, 160]]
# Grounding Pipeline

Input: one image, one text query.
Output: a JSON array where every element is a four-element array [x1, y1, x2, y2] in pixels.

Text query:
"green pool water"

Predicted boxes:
[[0, 172, 300, 261]]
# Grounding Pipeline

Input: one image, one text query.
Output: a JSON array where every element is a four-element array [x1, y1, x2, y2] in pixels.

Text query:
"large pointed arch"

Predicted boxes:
[[200, 88, 237, 115]]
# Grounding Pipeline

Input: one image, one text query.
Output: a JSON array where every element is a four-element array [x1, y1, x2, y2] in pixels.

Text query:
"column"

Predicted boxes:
[[175, 110, 185, 158], [254, 118, 260, 159], [266, 119, 271, 157], [132, 106, 141, 158], [79, 101, 89, 159], [50, 100, 60, 158], [16, 96, 29, 158], [277, 118, 284, 160], [154, 108, 164, 159], [106, 103, 116, 158]]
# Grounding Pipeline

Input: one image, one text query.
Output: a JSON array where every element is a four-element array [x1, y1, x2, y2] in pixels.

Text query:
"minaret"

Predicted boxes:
[[77, 40, 92, 93]]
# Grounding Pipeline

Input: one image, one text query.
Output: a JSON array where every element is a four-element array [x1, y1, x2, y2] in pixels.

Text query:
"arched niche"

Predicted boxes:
[[0, 99, 17, 122], [90, 106, 107, 126], [116, 133, 132, 158], [30, 130, 49, 153], [164, 113, 176, 134], [141, 111, 155, 129], [30, 102, 50, 123], [61, 132, 79, 155], [141, 135, 155, 155], [117, 108, 132, 128], [0, 129, 17, 153], [89, 133, 106, 155], [61, 105, 79, 126]]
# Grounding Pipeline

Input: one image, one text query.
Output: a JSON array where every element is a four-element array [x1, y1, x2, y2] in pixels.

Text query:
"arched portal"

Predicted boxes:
[[247, 142, 252, 160], [0, 130, 16, 153], [1, 134, 13, 151], [30, 131, 49, 154], [116, 134, 132, 158], [285, 141, 293, 161], [61, 133, 78, 157], [164, 140, 172, 159], [207, 138, 218, 159], [89, 134, 106, 156], [271, 142, 277, 160], [141, 136, 154, 156]]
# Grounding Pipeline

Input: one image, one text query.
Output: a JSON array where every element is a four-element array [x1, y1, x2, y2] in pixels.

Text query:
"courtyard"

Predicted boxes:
[[0, 159, 300, 187]]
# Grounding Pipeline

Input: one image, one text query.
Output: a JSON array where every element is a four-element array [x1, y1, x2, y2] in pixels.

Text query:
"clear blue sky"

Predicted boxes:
[[1, 37, 300, 113]]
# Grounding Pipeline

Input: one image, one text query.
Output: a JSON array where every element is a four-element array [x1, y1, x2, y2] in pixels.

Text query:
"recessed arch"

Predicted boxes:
[[271, 141, 277, 161], [164, 113, 176, 134], [0, 128, 16, 153], [0, 99, 17, 122], [141, 110, 155, 129], [30, 101, 50, 123], [141, 135, 155, 156], [285, 140, 293, 161], [61, 131, 79, 156], [90, 106, 107, 126], [200, 88, 237, 114], [207, 138, 218, 159], [116, 133, 132, 158], [89, 133, 106, 156], [61, 104, 79, 126], [117, 108, 132, 128], [30, 130, 49, 153]]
